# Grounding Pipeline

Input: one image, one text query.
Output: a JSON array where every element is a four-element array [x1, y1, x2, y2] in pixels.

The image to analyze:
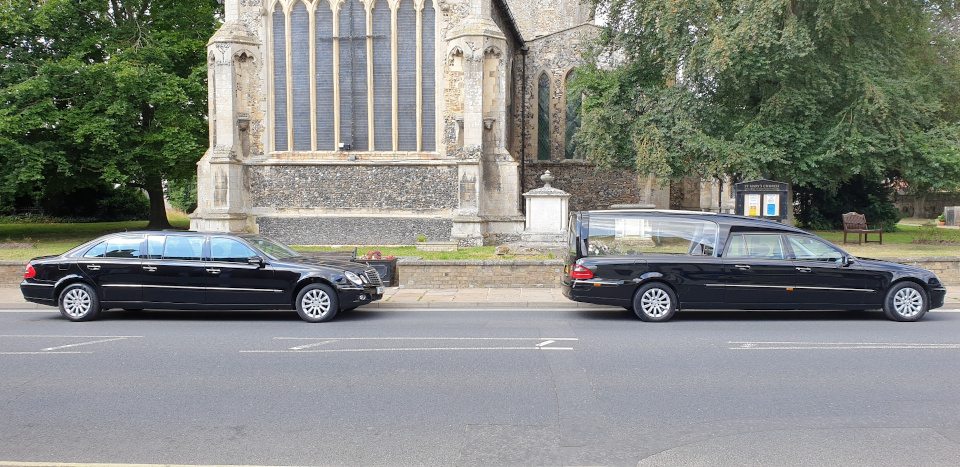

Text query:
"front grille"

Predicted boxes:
[[362, 268, 383, 287]]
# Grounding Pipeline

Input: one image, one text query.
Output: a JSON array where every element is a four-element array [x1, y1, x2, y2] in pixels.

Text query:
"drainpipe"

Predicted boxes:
[[519, 45, 528, 214]]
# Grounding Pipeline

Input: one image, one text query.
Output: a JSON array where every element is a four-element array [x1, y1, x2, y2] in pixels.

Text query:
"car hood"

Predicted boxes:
[[273, 256, 362, 270], [854, 257, 937, 277]]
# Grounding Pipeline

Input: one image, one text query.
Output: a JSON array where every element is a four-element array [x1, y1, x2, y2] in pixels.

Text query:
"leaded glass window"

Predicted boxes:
[[269, 0, 434, 153], [564, 71, 581, 159], [537, 74, 551, 160]]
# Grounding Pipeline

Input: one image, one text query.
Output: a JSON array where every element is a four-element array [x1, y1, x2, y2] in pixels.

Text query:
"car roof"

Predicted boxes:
[[580, 209, 808, 233]]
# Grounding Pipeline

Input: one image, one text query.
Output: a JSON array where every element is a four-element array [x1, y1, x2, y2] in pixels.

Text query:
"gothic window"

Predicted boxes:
[[421, 0, 436, 151], [269, 0, 436, 153], [372, 0, 392, 151], [564, 70, 581, 159], [397, 0, 417, 151], [291, 1, 310, 151], [537, 73, 551, 160], [315, 2, 335, 150], [271, 3, 287, 151]]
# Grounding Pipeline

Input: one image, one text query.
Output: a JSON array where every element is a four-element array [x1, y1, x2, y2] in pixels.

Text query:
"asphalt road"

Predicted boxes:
[[2, 307, 960, 466]]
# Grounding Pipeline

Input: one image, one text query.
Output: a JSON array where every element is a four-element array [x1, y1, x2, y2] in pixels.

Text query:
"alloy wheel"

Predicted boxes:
[[893, 287, 924, 318], [301, 288, 332, 319]]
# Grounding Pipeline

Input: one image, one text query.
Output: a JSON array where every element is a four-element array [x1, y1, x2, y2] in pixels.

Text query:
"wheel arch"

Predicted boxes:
[[53, 275, 97, 301]]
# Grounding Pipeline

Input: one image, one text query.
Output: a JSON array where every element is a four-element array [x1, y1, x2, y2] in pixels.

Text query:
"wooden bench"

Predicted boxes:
[[842, 212, 882, 245]]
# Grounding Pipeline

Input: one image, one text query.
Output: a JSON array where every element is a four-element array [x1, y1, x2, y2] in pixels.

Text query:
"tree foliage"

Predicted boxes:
[[0, 0, 219, 227], [575, 0, 960, 216]]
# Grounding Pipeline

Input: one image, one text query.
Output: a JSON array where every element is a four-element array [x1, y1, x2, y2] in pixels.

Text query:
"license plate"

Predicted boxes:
[[376, 286, 384, 294]]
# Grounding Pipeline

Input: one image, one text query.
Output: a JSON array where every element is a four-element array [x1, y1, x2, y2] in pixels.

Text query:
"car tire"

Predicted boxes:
[[58, 283, 101, 322], [632, 282, 677, 322], [296, 283, 339, 323], [882, 282, 928, 322]]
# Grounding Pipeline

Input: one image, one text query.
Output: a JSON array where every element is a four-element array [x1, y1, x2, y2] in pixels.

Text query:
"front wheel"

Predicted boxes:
[[883, 282, 928, 322], [632, 283, 677, 322], [296, 283, 339, 323], [58, 283, 101, 322]]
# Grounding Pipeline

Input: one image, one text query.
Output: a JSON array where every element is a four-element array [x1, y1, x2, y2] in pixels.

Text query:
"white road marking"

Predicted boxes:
[[244, 337, 579, 353], [0, 335, 142, 338], [288, 339, 335, 350], [242, 347, 575, 353], [0, 462, 303, 467], [274, 337, 579, 341], [42, 337, 129, 351], [0, 352, 92, 355], [730, 341, 960, 350]]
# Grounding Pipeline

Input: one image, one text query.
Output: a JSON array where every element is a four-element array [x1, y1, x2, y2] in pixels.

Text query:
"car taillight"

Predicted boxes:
[[569, 264, 594, 280], [24, 263, 36, 279]]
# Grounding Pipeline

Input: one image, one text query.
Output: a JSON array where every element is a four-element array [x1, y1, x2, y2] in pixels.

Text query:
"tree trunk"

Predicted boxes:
[[144, 178, 173, 230]]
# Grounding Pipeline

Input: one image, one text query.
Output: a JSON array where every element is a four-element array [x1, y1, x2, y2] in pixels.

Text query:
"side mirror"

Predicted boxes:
[[840, 256, 853, 266], [247, 256, 265, 268]]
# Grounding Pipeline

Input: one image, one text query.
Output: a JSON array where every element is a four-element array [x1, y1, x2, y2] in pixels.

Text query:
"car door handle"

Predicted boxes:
[[86, 264, 100, 271], [734, 264, 750, 270], [796, 267, 812, 273], [143, 266, 157, 272], [206, 268, 221, 275]]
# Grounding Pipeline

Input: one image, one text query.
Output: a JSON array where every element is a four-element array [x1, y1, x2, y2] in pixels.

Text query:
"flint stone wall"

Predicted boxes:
[[257, 216, 454, 245], [249, 164, 458, 210], [524, 161, 641, 211]]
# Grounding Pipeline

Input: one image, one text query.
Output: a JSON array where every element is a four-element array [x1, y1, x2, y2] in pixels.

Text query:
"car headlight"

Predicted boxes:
[[344, 271, 363, 286]]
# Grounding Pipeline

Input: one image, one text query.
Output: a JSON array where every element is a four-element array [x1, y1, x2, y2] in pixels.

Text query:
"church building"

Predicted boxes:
[[190, 0, 715, 245]]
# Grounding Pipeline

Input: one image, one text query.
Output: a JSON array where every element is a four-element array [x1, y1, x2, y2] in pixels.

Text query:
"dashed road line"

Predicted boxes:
[[730, 341, 960, 350], [243, 336, 579, 353]]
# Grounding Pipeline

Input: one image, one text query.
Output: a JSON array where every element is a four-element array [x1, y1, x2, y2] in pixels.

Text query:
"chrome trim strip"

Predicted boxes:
[[723, 284, 874, 293], [572, 279, 624, 286], [102, 284, 283, 293]]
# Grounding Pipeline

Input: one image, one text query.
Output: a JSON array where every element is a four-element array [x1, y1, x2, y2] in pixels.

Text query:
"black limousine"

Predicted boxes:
[[561, 210, 946, 322], [20, 231, 384, 322]]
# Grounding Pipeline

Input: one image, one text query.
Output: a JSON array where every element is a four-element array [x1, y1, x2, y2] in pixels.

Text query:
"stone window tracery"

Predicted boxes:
[[267, 0, 436, 153]]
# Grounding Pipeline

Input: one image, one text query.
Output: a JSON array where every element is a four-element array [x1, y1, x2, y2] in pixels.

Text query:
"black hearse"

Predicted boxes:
[[561, 210, 946, 322]]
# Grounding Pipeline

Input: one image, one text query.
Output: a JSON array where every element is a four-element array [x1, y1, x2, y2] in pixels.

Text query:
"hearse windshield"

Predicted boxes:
[[586, 215, 719, 256], [244, 235, 302, 260]]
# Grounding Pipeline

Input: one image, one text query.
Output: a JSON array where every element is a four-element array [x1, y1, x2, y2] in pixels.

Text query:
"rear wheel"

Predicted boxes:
[[58, 283, 101, 322], [882, 282, 928, 322], [296, 283, 339, 323], [632, 283, 677, 322]]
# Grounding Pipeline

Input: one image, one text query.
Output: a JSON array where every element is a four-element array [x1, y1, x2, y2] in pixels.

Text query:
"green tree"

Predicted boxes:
[[575, 0, 960, 216], [0, 0, 219, 227]]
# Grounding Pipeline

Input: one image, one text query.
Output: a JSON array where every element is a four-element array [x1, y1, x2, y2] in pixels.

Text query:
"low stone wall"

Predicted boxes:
[[1, 261, 24, 284], [880, 257, 960, 287], [396, 259, 565, 288], [3, 257, 959, 287]]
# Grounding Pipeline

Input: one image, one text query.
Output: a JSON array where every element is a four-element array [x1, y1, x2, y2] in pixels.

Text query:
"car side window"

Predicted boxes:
[[87, 236, 142, 259], [787, 235, 843, 262], [210, 237, 257, 263], [83, 242, 107, 258], [726, 233, 786, 260], [162, 236, 204, 261], [147, 235, 165, 259]]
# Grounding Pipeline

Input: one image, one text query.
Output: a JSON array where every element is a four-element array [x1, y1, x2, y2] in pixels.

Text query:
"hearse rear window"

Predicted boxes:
[[586, 215, 718, 256]]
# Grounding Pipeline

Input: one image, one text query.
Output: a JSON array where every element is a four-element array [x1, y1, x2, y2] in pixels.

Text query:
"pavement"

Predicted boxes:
[[2, 284, 959, 311]]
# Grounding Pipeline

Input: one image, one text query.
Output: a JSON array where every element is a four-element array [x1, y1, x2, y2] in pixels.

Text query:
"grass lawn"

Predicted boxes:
[[1, 216, 957, 261], [0, 214, 190, 261]]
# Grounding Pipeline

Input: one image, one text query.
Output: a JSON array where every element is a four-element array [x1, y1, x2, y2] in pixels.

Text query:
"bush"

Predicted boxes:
[[794, 176, 901, 232], [166, 177, 197, 214]]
